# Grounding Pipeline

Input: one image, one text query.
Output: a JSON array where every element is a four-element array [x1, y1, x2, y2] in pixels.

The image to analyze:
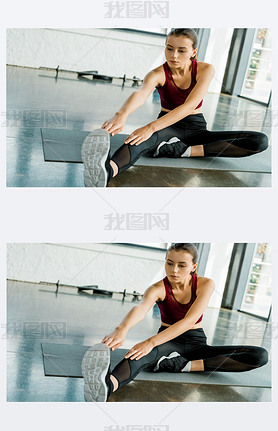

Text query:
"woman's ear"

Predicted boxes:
[[191, 48, 198, 59], [191, 263, 198, 274]]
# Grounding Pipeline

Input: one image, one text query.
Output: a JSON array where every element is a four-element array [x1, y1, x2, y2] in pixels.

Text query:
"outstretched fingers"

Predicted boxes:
[[102, 122, 122, 136], [124, 340, 154, 360], [124, 134, 143, 146], [124, 347, 141, 360], [124, 125, 154, 146], [102, 336, 122, 350]]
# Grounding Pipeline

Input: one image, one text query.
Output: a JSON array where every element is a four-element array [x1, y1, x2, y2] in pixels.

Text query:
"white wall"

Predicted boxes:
[[6, 243, 166, 293], [7, 28, 234, 94], [6, 28, 165, 79], [7, 242, 235, 309]]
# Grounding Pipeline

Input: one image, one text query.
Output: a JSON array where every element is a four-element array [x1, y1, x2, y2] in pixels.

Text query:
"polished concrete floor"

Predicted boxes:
[[6, 66, 271, 187], [7, 280, 271, 402]]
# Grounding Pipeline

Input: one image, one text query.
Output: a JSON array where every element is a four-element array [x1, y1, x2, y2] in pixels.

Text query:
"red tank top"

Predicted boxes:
[[156, 275, 203, 325], [156, 60, 203, 111]]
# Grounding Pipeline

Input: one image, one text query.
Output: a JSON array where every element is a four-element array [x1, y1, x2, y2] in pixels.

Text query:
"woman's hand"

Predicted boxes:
[[102, 113, 127, 136], [102, 327, 127, 351], [124, 124, 154, 146], [124, 339, 154, 360]]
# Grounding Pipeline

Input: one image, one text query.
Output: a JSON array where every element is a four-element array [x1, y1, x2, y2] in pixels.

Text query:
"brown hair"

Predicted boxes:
[[166, 28, 198, 60], [166, 243, 198, 274]]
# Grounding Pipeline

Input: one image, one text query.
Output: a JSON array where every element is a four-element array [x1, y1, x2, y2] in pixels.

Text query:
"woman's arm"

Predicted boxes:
[[101, 69, 161, 136], [102, 283, 163, 350], [124, 63, 215, 146], [150, 278, 215, 346], [150, 63, 215, 132], [125, 277, 215, 360]]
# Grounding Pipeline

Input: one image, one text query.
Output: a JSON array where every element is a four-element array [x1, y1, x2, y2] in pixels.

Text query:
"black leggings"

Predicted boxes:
[[111, 327, 268, 390], [110, 112, 268, 175]]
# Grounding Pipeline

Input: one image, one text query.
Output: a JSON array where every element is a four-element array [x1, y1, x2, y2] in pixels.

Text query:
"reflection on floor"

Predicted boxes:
[[6, 66, 271, 187], [7, 281, 271, 402]]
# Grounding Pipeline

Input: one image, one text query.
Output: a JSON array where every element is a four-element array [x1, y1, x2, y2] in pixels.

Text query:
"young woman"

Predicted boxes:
[[81, 28, 268, 187], [81, 243, 268, 402]]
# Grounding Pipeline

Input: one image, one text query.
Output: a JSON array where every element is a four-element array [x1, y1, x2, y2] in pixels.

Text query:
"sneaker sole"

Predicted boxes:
[[81, 129, 110, 187], [81, 343, 110, 402]]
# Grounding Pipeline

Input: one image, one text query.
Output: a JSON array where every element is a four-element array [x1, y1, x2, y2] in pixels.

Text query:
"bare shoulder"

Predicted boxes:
[[147, 64, 166, 86], [146, 278, 166, 301], [196, 61, 215, 78], [196, 276, 215, 292], [152, 64, 165, 74]]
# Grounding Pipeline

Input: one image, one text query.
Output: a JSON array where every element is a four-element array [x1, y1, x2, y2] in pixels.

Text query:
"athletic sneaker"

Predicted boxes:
[[154, 351, 189, 372], [81, 129, 113, 187], [81, 343, 114, 402], [153, 137, 188, 158]]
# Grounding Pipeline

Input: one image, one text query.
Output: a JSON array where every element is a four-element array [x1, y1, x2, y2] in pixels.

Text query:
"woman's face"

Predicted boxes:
[[165, 35, 197, 68], [165, 249, 197, 282]]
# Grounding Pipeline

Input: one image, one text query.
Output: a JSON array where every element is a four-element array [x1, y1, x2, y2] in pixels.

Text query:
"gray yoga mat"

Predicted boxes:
[[41, 342, 271, 388], [41, 128, 271, 173]]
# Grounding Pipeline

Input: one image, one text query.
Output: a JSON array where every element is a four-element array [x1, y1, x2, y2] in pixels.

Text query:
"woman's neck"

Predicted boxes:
[[169, 273, 192, 290], [168, 59, 192, 76]]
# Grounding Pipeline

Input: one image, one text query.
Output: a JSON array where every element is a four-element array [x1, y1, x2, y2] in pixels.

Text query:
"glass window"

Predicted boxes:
[[240, 243, 271, 318], [240, 28, 272, 104]]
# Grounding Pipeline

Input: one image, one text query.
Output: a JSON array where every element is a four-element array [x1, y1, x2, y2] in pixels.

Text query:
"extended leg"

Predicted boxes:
[[184, 130, 268, 158], [111, 344, 268, 385], [183, 344, 269, 372]]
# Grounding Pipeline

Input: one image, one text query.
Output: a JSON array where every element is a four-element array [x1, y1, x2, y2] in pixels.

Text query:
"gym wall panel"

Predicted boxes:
[[6, 28, 165, 80], [6, 243, 234, 309], [6, 243, 166, 293]]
